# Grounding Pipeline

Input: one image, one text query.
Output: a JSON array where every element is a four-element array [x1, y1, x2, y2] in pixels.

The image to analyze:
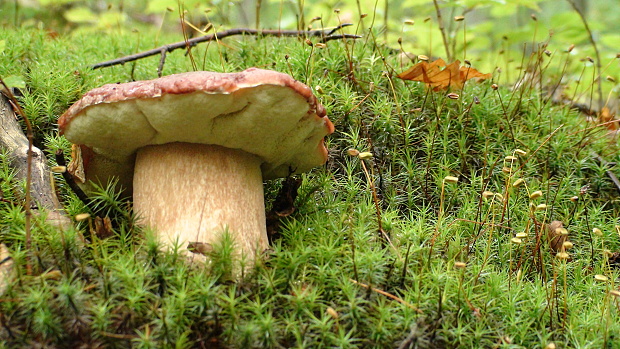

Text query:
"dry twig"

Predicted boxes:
[[566, 0, 603, 112], [92, 25, 362, 71], [350, 279, 423, 314]]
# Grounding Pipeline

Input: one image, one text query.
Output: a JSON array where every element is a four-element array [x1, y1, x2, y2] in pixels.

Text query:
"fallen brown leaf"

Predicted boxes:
[[598, 107, 619, 131], [94, 216, 114, 239], [398, 59, 492, 91]]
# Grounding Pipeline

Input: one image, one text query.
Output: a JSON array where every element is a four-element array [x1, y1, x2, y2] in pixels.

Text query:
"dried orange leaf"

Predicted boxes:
[[398, 59, 491, 91], [598, 107, 618, 131], [459, 65, 492, 82]]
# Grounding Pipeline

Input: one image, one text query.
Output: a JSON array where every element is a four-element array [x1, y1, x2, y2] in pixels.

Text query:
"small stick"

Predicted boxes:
[[359, 159, 388, 245], [350, 279, 423, 314], [157, 48, 167, 77], [92, 25, 361, 70]]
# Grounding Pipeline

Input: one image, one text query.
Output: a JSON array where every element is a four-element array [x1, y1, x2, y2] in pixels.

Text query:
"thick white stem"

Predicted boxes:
[[133, 142, 268, 264]]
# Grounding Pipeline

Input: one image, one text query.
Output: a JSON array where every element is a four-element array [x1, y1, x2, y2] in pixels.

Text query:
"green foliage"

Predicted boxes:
[[0, 2, 619, 348]]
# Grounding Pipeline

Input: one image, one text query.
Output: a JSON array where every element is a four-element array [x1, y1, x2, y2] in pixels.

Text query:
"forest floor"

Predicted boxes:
[[1, 16, 620, 348]]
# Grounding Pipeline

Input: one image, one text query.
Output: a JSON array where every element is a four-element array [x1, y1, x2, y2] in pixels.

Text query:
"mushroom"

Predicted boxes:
[[58, 68, 334, 265]]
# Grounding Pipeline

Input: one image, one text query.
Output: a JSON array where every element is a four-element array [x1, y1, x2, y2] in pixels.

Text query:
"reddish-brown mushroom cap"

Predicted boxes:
[[59, 68, 334, 191]]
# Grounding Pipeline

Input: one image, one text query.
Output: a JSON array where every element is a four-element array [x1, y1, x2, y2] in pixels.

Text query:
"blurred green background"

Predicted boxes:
[[1, 0, 619, 100]]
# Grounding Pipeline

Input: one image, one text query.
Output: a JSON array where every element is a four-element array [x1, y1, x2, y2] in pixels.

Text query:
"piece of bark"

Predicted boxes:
[[0, 93, 71, 228], [0, 243, 13, 296]]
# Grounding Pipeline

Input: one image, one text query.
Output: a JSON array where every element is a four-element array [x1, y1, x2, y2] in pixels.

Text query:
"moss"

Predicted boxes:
[[0, 23, 619, 348]]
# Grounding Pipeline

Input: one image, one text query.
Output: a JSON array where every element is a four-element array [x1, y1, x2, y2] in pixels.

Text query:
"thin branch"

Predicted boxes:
[[432, 0, 451, 61], [566, 0, 603, 112], [320, 34, 358, 42], [157, 48, 167, 77], [92, 25, 361, 70]]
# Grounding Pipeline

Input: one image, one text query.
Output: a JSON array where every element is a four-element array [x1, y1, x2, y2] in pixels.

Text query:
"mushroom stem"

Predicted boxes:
[[133, 142, 268, 264]]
